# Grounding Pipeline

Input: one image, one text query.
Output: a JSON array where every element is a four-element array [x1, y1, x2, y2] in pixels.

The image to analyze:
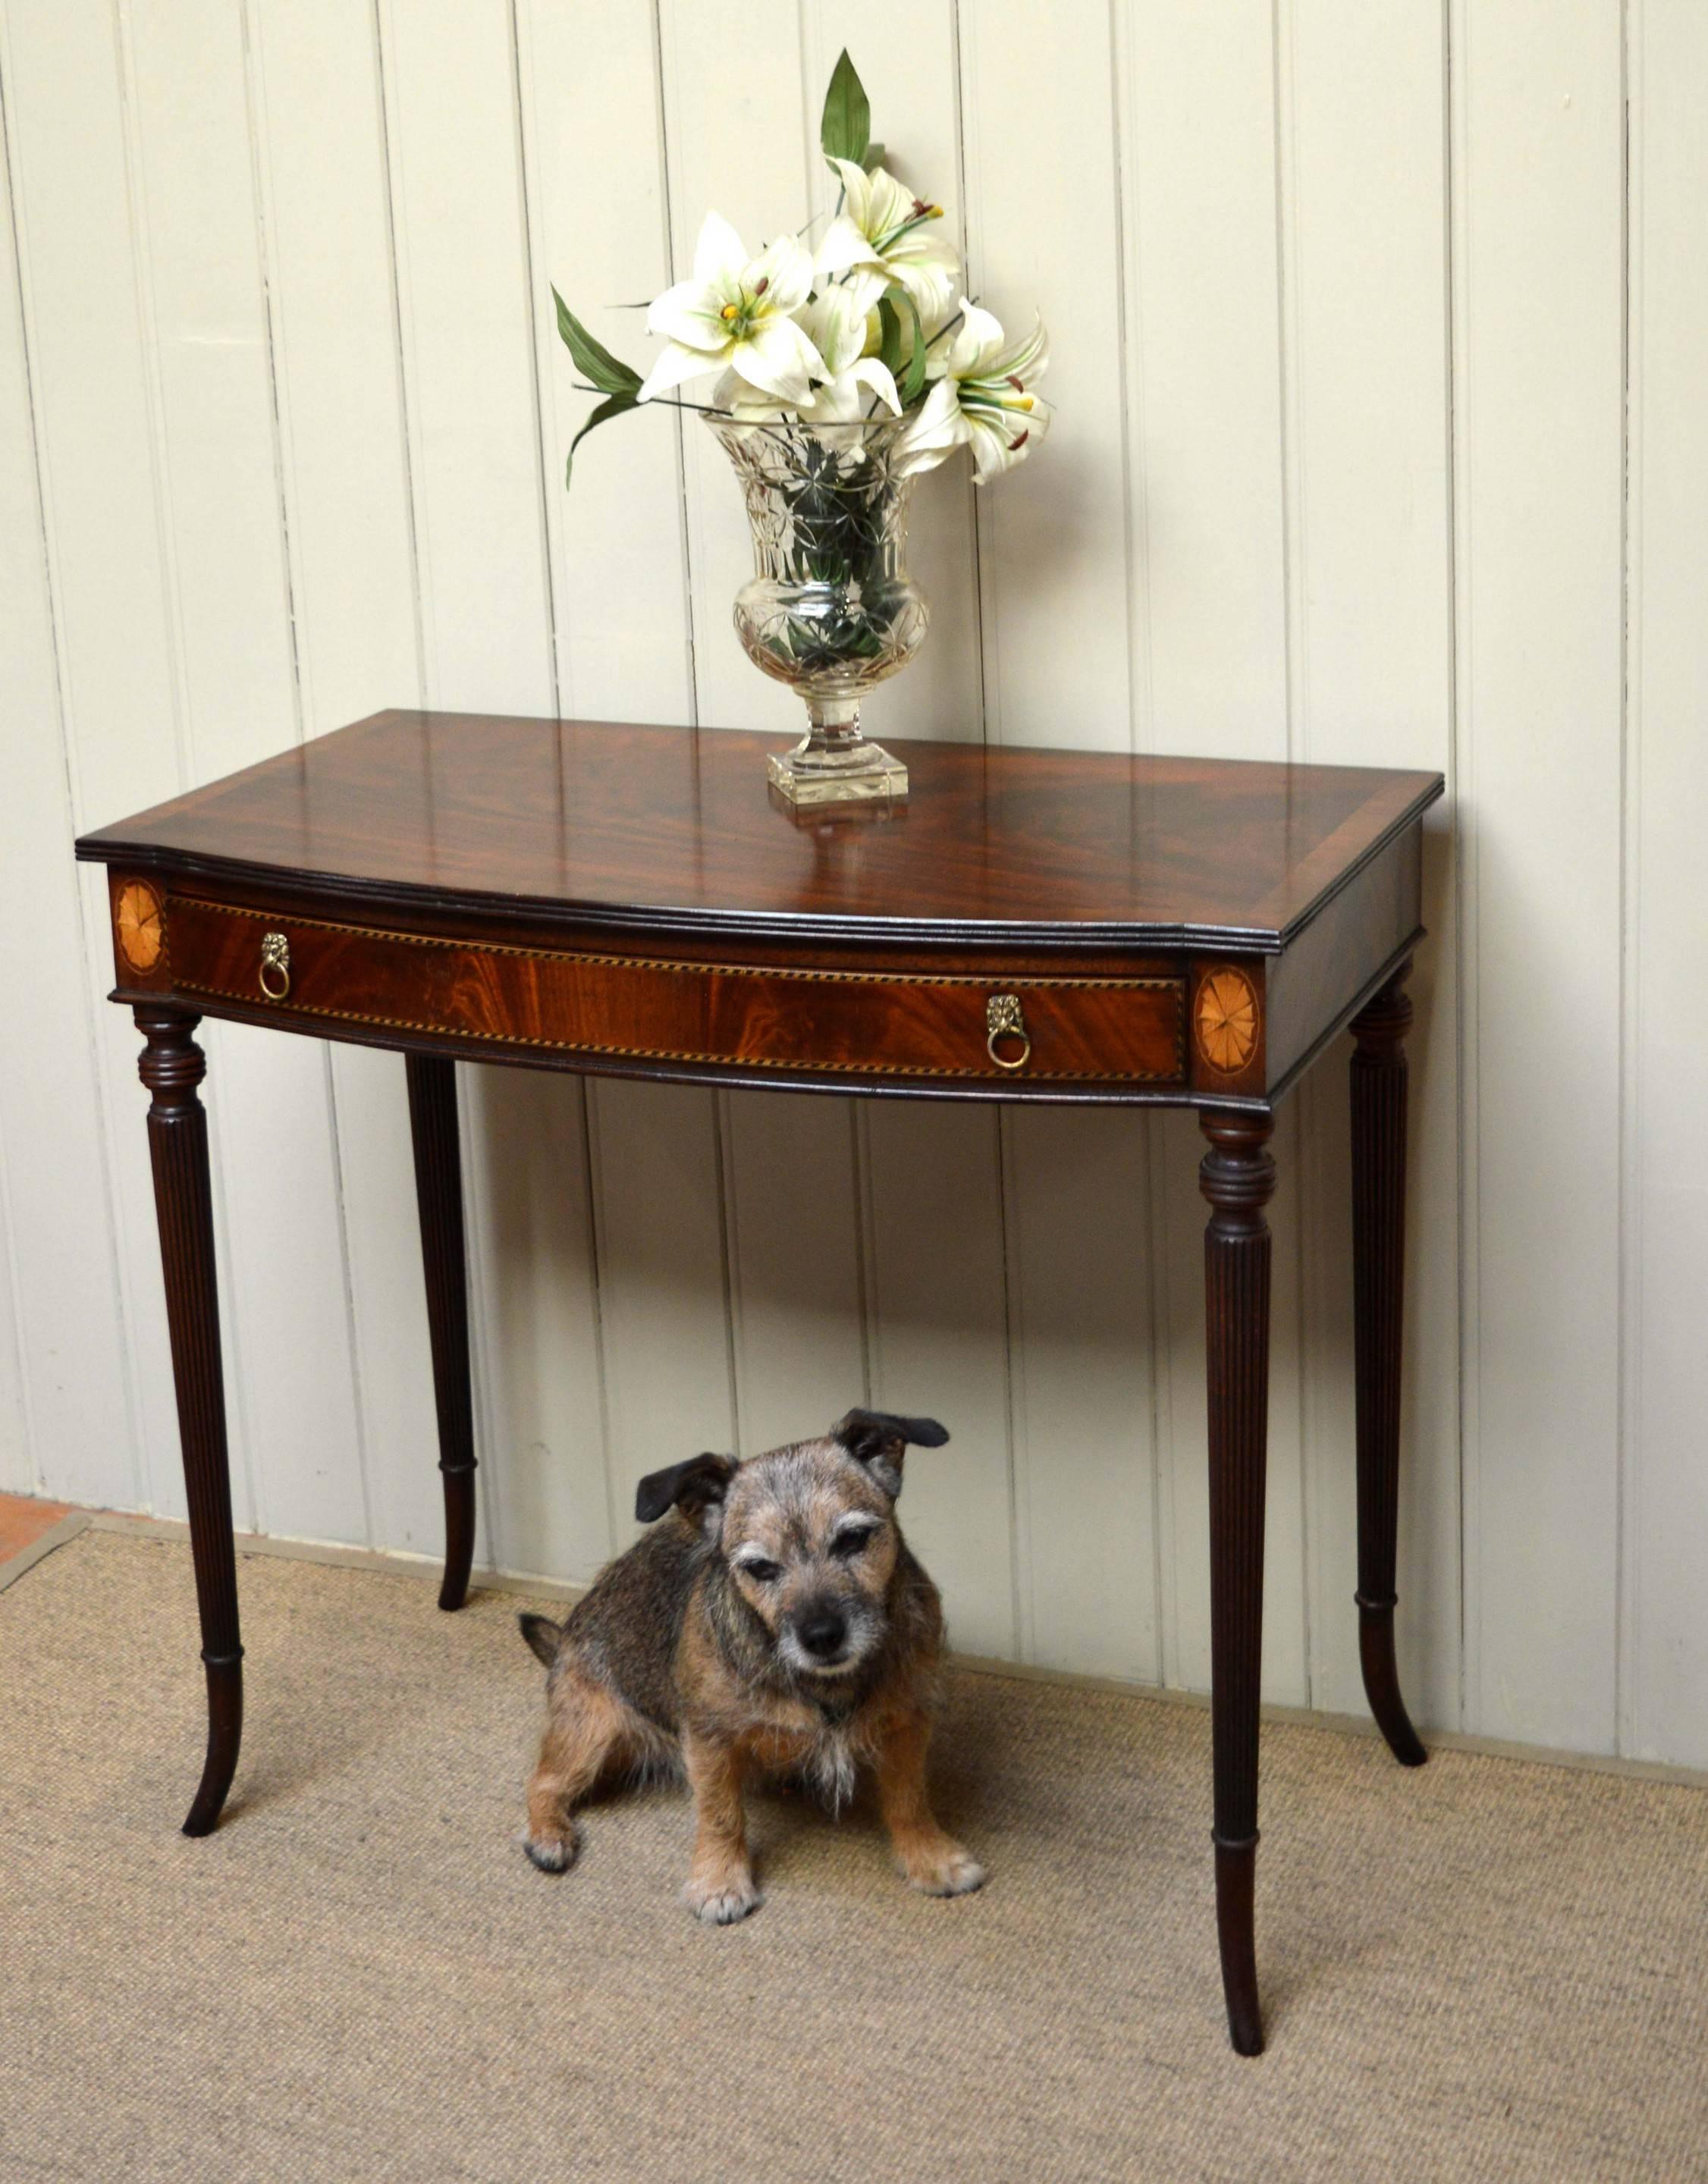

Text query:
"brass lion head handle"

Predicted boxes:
[[985, 993, 1031, 1072], [259, 930, 291, 1002]]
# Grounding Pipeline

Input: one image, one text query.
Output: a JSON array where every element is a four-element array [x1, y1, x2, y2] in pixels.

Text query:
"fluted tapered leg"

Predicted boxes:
[[406, 1055, 477, 1611], [137, 1006, 241, 1837], [1200, 1109, 1277, 2057], [1349, 965, 1428, 1769]]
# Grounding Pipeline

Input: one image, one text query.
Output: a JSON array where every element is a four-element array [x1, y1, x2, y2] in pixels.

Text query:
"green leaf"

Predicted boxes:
[[861, 141, 886, 174], [874, 295, 906, 378], [820, 49, 870, 165], [885, 283, 927, 405], [552, 287, 642, 397], [564, 392, 638, 489]]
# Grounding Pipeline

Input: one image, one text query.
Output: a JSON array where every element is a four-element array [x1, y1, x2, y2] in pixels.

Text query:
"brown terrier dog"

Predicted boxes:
[[516, 1408, 984, 1923]]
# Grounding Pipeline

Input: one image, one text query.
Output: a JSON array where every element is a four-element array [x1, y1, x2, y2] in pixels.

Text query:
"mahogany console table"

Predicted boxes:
[[77, 711, 1443, 2055]]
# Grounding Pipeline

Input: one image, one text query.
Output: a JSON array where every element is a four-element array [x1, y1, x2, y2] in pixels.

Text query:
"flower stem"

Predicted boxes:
[[570, 381, 733, 419]]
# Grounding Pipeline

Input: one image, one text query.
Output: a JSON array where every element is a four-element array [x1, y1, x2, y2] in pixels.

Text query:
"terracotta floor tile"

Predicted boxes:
[[0, 1492, 75, 1564]]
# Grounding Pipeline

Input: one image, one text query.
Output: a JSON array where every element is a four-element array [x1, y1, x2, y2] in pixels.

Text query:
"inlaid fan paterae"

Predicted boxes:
[[115, 879, 165, 977], [1195, 967, 1258, 1075]]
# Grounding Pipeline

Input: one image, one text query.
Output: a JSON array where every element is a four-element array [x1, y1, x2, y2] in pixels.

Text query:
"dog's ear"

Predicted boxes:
[[830, 1409, 950, 1499], [634, 1451, 738, 1527], [518, 1611, 561, 1669]]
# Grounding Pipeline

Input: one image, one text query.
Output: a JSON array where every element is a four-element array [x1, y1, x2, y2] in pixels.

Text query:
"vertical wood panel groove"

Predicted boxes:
[[791, 0, 815, 216], [648, 0, 700, 726], [854, 1103, 880, 1410], [1145, 1125, 1176, 1685], [1110, 2, 1153, 762], [319, 1050, 378, 1549], [847, 1101, 874, 1410], [237, 1, 306, 746], [712, 1090, 744, 1455], [579, 1081, 620, 1557], [1271, 0, 1301, 773], [1103, 0, 1138, 762], [1109, 5, 1166, 1675], [505, 0, 562, 723], [370, 0, 435, 704], [1270, 0, 1314, 1705], [367, 0, 429, 704], [1616, 0, 1642, 1756], [460, 1076, 497, 1576], [105, 0, 194, 789], [459, 1087, 498, 1576], [584, 1087, 623, 1552], [1619, 0, 1644, 1761], [950, 0, 993, 742], [1439, 0, 1472, 1743], [995, 1109, 1028, 1662]]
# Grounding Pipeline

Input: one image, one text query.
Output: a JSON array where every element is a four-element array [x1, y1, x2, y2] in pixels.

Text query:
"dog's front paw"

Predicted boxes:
[[522, 1825, 579, 1875], [683, 1866, 761, 1925], [902, 1840, 987, 1897]]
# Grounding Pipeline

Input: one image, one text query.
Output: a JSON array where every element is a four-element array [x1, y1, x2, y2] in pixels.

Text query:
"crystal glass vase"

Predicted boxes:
[[706, 411, 928, 805]]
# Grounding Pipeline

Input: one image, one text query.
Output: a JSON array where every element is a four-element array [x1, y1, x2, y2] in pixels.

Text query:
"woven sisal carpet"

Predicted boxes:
[[2, 1529, 1704, 2182]]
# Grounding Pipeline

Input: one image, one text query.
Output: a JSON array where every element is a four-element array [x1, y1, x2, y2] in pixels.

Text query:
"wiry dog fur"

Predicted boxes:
[[517, 1409, 984, 1924]]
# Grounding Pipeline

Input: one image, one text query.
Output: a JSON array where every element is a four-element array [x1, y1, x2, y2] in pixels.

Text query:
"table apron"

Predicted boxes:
[[162, 896, 1189, 1090]]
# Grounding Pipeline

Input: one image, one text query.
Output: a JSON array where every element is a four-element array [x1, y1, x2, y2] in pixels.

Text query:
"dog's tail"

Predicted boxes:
[[517, 1611, 562, 1669]]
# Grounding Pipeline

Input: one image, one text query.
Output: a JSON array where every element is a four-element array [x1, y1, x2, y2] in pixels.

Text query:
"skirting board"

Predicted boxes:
[[7, 1508, 1705, 1796]]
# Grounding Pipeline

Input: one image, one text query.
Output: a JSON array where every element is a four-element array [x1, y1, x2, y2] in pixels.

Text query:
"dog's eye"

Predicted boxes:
[[830, 1527, 878, 1560], [739, 1557, 782, 1584]]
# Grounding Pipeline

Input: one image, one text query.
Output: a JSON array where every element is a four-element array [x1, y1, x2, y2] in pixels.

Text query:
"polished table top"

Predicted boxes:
[[77, 711, 1443, 953]]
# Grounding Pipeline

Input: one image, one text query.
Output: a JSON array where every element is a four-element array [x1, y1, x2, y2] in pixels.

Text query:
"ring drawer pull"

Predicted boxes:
[[259, 930, 291, 1001], [986, 993, 1031, 1072]]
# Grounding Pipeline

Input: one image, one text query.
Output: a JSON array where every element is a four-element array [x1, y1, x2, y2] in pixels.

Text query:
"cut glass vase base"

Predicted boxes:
[[765, 739, 909, 807]]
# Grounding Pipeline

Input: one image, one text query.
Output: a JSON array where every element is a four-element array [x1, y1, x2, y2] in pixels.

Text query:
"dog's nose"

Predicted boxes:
[[796, 1607, 847, 1660]]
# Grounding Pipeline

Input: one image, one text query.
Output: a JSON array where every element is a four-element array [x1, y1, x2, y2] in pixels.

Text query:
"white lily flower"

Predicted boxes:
[[796, 287, 902, 422], [714, 288, 901, 428], [815, 158, 960, 328], [894, 300, 1050, 482], [639, 212, 824, 405], [711, 366, 785, 424]]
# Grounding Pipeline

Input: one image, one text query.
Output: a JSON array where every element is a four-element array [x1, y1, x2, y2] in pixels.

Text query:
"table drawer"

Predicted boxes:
[[164, 898, 1185, 1087]]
